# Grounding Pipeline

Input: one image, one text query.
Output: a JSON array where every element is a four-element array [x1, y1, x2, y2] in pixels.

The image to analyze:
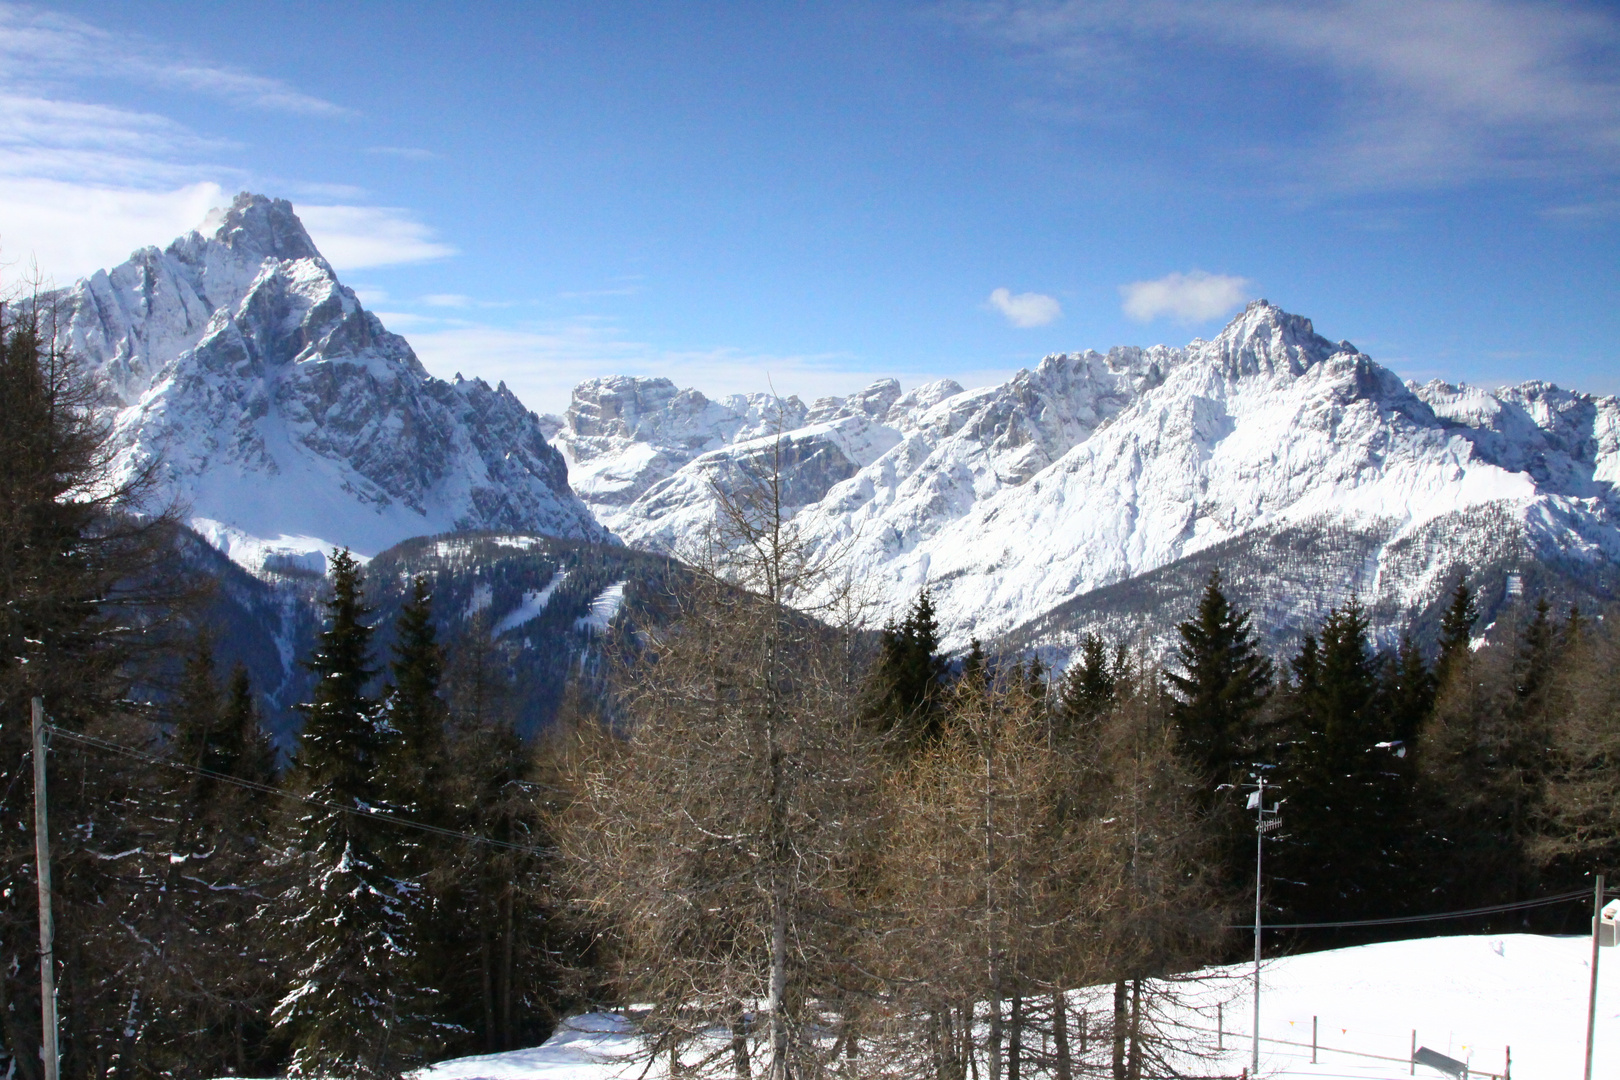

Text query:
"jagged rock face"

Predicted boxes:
[[52, 193, 606, 572], [549, 300, 1620, 650]]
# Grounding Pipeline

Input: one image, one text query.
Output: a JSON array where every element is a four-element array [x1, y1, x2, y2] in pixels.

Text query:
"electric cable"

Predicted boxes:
[[42, 723, 554, 858], [1239, 889, 1594, 930]]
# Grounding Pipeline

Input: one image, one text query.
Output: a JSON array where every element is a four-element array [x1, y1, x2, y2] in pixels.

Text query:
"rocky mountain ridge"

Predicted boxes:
[[51, 193, 606, 573], [545, 301, 1620, 657]]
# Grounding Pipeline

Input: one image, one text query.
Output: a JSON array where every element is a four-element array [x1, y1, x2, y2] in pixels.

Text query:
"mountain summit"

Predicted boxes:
[[53, 193, 606, 572]]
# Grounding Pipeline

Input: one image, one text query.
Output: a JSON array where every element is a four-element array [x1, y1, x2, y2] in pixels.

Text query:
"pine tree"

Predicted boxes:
[[1382, 635, 1435, 746], [1273, 601, 1415, 927], [1057, 632, 1117, 733], [383, 575, 448, 823], [125, 640, 283, 1078], [272, 550, 431, 1078], [1164, 570, 1274, 798], [0, 292, 182, 1080], [1433, 579, 1478, 691], [868, 589, 951, 743]]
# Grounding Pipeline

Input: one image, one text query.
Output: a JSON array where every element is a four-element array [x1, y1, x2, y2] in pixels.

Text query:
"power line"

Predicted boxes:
[[1243, 889, 1593, 930], [43, 724, 554, 858]]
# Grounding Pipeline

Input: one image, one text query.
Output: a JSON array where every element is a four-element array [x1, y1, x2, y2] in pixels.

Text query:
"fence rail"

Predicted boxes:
[[1181, 1016, 1505, 1080]]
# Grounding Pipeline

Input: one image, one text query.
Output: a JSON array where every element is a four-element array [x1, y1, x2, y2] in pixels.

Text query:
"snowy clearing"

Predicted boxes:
[[414, 935, 1619, 1079]]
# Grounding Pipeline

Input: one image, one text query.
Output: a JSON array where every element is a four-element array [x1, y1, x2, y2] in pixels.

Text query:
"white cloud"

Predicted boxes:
[[0, 8, 454, 281], [1119, 270, 1252, 323], [292, 204, 456, 270], [987, 287, 1063, 328], [957, 0, 1620, 192], [421, 293, 475, 308], [0, 178, 227, 284], [0, 3, 349, 116]]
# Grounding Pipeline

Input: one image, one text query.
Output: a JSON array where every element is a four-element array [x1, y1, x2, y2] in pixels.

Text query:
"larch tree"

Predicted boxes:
[[560, 436, 878, 1080]]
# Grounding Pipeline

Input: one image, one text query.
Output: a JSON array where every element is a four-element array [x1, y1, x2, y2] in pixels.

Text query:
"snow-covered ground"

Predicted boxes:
[[416, 935, 1620, 1079]]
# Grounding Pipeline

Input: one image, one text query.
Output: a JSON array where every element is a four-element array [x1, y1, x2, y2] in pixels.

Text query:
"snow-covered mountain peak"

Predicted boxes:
[[52, 193, 606, 573], [1188, 298, 1355, 380], [196, 191, 326, 266]]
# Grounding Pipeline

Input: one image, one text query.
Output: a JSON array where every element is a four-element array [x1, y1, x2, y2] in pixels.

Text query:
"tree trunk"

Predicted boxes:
[[964, 1002, 980, 1080], [1112, 980, 1127, 1080], [1127, 978, 1143, 1080], [1007, 993, 1022, 1080], [1052, 991, 1071, 1080], [987, 992, 1004, 1080], [767, 880, 789, 1080], [481, 922, 496, 1052], [501, 883, 516, 1049], [732, 1006, 750, 1080]]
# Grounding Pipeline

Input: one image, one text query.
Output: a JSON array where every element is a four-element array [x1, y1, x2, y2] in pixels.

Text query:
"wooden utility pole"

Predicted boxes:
[[1585, 873, 1604, 1080], [32, 698, 59, 1080]]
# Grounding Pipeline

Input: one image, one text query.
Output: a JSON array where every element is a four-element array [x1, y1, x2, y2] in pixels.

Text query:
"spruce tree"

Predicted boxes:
[[1433, 579, 1478, 691], [0, 294, 180, 1080], [1382, 635, 1435, 745], [129, 640, 282, 1077], [272, 549, 430, 1078], [867, 589, 950, 743], [1057, 632, 1117, 733], [1165, 570, 1274, 796], [383, 575, 448, 822], [1273, 600, 1416, 927]]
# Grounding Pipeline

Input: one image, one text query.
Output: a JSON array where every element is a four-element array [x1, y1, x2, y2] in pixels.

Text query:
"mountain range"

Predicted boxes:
[[47, 194, 1620, 680]]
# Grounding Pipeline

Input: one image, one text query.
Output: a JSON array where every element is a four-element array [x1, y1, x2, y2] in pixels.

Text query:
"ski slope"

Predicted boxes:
[[416, 935, 1620, 1079]]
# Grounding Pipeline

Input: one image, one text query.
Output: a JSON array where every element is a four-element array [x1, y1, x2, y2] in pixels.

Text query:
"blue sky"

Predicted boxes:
[[3, 1, 1617, 415]]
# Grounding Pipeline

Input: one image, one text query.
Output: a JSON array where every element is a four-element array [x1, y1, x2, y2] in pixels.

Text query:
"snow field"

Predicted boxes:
[[414, 935, 1620, 1080]]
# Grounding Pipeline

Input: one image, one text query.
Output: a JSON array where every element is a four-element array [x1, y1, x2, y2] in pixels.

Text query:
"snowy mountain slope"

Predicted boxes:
[[548, 302, 1620, 651], [414, 935, 1620, 1079], [52, 193, 606, 573]]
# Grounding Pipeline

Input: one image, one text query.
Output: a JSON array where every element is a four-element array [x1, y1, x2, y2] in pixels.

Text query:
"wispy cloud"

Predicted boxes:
[[363, 146, 439, 161], [987, 286, 1062, 327], [1119, 270, 1252, 323], [0, 4, 458, 280], [0, 3, 350, 116], [952, 0, 1620, 193], [294, 204, 457, 270]]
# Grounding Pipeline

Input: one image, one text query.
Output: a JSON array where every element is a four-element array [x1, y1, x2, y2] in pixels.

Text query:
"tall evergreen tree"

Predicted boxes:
[[123, 639, 282, 1078], [272, 550, 431, 1078], [1433, 579, 1478, 691], [1057, 632, 1117, 733], [383, 575, 448, 822], [867, 589, 950, 743], [1165, 570, 1274, 797], [0, 292, 181, 1080], [1382, 635, 1435, 746], [1273, 600, 1415, 927]]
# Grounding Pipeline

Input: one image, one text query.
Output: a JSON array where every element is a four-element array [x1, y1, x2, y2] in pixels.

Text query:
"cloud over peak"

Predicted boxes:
[[1120, 270, 1253, 323], [988, 287, 1063, 328]]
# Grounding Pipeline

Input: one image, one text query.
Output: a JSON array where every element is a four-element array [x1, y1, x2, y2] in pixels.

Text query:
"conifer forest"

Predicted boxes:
[[5, 287, 1620, 1080]]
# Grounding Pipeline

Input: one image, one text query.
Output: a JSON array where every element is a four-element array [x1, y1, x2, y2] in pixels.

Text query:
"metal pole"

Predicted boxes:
[[1311, 1016, 1317, 1064], [1252, 776, 1264, 1077], [32, 698, 59, 1080], [1585, 873, 1604, 1080]]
